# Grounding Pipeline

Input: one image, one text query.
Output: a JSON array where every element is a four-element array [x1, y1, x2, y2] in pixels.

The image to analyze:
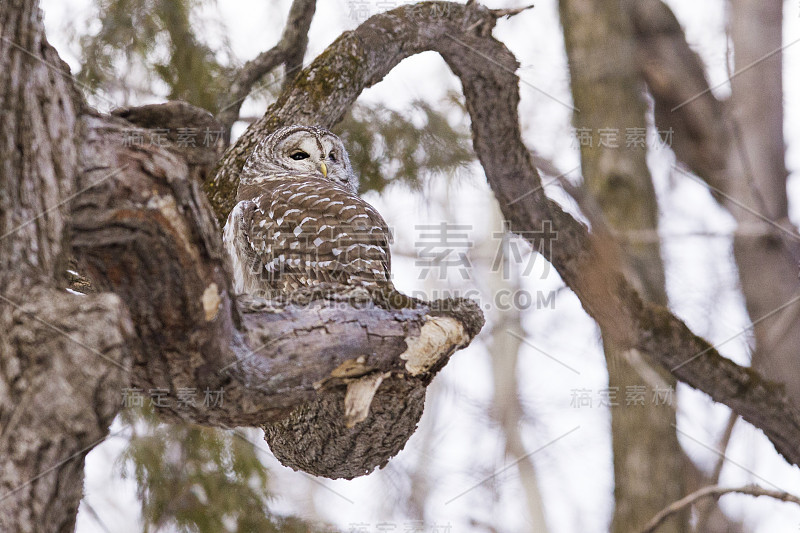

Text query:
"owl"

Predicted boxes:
[[223, 125, 393, 297]]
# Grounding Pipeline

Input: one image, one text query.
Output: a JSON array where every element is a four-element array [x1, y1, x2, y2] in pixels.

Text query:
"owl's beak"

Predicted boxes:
[[319, 161, 328, 178]]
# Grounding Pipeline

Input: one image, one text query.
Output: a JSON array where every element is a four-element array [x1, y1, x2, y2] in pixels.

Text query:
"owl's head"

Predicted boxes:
[[244, 125, 358, 193]]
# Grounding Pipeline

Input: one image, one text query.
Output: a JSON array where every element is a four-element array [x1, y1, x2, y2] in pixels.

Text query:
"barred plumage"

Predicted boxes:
[[224, 125, 392, 296]]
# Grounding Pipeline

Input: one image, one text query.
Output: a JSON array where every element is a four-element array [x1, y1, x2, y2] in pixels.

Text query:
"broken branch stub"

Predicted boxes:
[[261, 294, 482, 479]]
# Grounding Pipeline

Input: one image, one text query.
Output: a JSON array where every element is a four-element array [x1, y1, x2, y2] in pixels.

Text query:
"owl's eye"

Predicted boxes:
[[290, 151, 309, 160], [328, 152, 337, 163]]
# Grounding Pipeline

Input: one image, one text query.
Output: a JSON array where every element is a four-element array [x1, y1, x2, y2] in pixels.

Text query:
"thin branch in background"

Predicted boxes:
[[710, 413, 738, 484], [279, 0, 316, 91], [693, 411, 739, 532], [638, 484, 800, 533], [78, 500, 113, 533], [217, 0, 317, 131], [486, 205, 548, 531]]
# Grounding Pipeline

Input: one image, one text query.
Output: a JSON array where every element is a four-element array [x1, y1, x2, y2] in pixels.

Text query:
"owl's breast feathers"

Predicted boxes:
[[224, 175, 392, 295]]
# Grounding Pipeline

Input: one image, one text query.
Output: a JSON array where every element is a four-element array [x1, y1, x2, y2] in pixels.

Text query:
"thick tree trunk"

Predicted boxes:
[[0, 2, 132, 531], [728, 0, 800, 402], [558, 0, 686, 530]]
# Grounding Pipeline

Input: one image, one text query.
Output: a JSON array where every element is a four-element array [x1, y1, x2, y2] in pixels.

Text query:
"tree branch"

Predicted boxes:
[[5, 0, 800, 527], [216, 0, 317, 132], [638, 484, 800, 533], [2, 10, 480, 520], [279, 0, 317, 91], [559, 0, 685, 529], [444, 3, 800, 467]]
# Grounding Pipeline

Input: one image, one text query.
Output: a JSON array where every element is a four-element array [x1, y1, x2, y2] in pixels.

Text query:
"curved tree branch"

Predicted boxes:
[[205, 1, 800, 466], [3, 6, 483, 529], [558, 0, 686, 529], [72, 109, 482, 477]]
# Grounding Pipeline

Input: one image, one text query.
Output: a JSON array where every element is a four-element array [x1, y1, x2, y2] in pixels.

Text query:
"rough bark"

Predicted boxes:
[[630, 0, 800, 406], [558, 0, 685, 530], [442, 5, 800, 469], [0, 2, 132, 531], [73, 111, 482, 472], [110, 101, 227, 183]]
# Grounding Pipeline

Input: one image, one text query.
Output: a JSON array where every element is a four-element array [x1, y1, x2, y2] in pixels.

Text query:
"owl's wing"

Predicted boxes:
[[243, 177, 392, 292], [223, 199, 262, 294]]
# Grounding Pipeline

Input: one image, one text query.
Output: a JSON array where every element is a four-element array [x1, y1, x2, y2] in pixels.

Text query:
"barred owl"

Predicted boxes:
[[223, 125, 392, 297]]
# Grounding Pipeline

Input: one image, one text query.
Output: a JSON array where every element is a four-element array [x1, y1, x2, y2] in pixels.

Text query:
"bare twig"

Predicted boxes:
[[693, 411, 739, 531], [490, 4, 535, 19], [639, 484, 800, 533]]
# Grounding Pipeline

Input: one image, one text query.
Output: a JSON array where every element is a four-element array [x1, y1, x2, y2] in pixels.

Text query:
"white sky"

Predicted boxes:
[[38, 0, 800, 532]]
